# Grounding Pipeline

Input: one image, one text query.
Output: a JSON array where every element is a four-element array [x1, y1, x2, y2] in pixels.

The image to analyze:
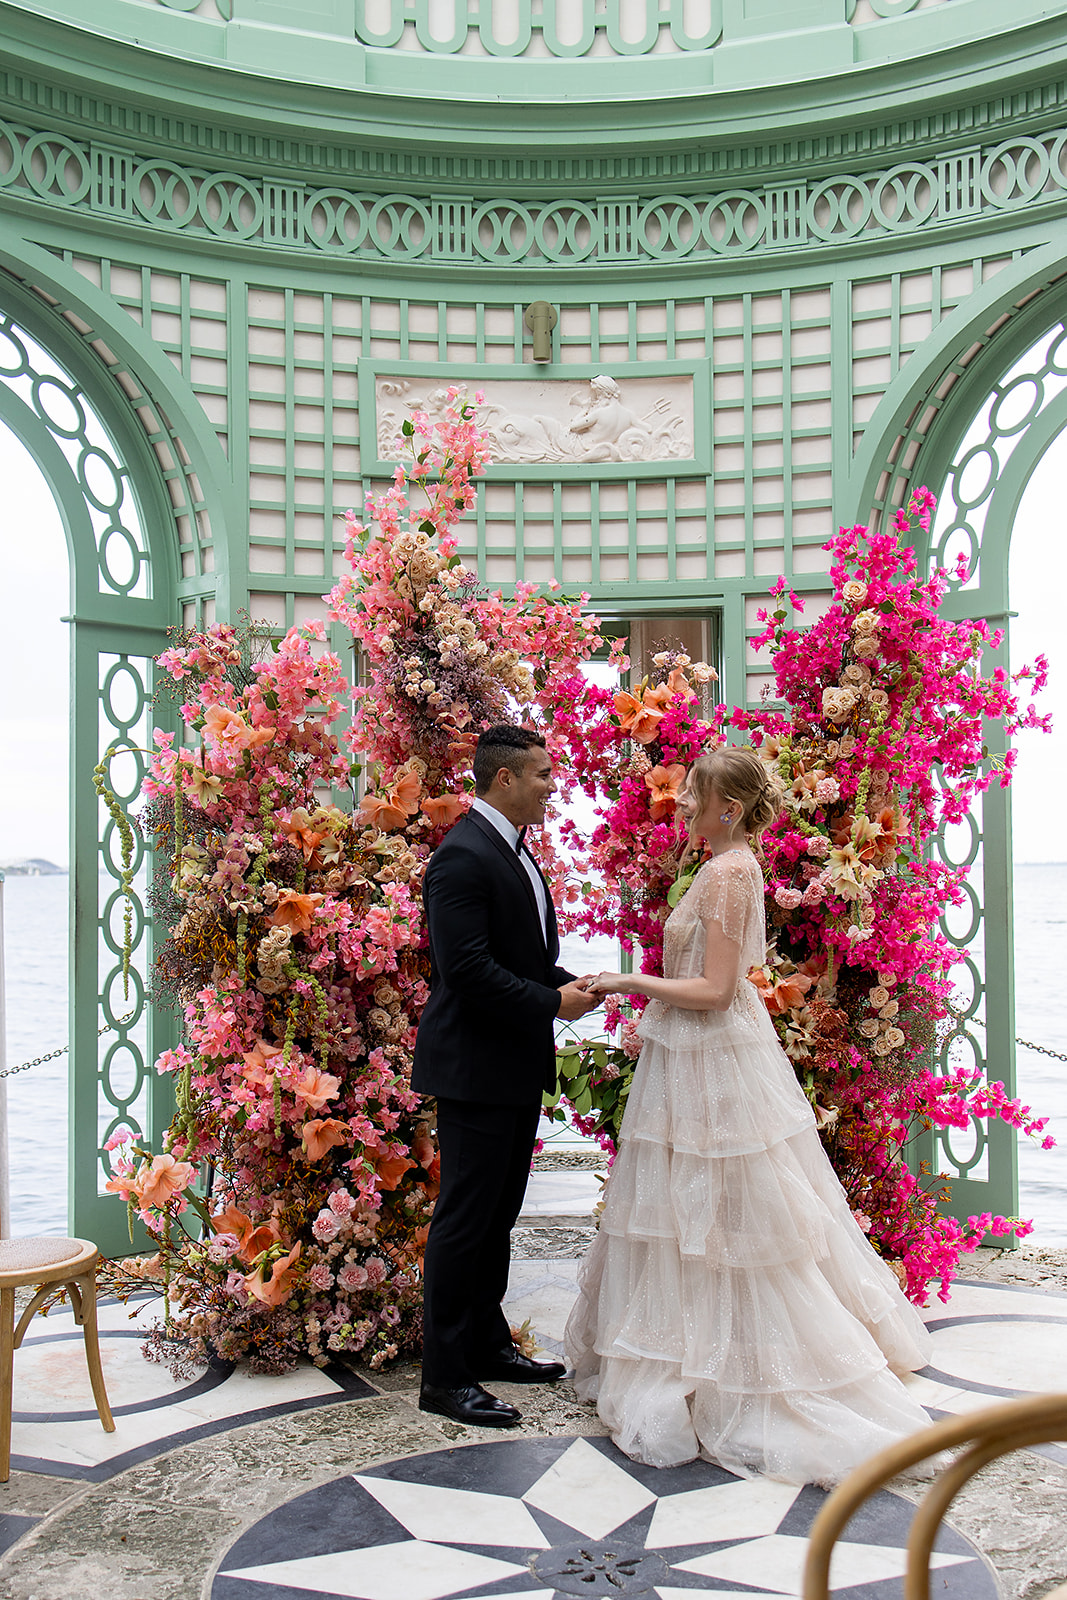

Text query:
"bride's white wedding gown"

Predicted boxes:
[[565, 847, 933, 1485]]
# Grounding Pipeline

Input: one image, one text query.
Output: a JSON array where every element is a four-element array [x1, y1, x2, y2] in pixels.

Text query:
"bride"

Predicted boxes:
[[564, 746, 933, 1485]]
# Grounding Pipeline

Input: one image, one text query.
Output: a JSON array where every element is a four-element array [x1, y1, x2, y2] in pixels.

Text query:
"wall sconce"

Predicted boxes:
[[524, 301, 558, 361]]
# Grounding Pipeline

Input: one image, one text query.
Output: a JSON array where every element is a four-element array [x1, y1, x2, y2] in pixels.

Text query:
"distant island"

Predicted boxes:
[[0, 859, 67, 876]]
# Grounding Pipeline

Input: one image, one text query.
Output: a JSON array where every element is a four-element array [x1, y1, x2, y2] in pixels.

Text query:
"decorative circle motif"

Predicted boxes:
[[472, 200, 534, 263], [211, 1433, 994, 1600], [637, 196, 702, 258], [0, 323, 29, 377], [31, 374, 86, 439], [134, 161, 199, 227], [23, 132, 91, 203], [702, 190, 766, 253], [304, 189, 370, 253], [369, 194, 431, 257], [989, 374, 1044, 436]]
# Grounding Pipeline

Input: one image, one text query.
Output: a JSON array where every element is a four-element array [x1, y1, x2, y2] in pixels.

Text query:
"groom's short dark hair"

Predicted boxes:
[[473, 724, 547, 794]]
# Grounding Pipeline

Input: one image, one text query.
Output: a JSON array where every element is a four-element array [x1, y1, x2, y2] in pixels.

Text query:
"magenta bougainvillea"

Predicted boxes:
[[552, 489, 1052, 1303]]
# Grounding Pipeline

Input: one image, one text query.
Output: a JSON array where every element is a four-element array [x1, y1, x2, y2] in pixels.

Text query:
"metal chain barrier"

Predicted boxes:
[[945, 1003, 1067, 1065], [1, 1013, 136, 1079]]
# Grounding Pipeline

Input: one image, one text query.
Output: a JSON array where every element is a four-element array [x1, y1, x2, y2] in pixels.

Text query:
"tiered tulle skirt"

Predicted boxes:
[[564, 992, 934, 1485]]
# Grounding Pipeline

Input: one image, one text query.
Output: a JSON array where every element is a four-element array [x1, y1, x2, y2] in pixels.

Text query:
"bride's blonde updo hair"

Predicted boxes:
[[686, 746, 784, 845]]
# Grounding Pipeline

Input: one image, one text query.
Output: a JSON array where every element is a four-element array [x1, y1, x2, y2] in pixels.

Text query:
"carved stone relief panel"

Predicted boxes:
[[374, 372, 695, 467]]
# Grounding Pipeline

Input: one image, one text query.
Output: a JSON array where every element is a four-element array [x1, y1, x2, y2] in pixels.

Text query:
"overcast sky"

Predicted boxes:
[[0, 420, 1062, 870]]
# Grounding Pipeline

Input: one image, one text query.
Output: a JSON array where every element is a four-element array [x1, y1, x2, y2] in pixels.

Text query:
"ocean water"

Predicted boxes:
[[3, 868, 1067, 1242]]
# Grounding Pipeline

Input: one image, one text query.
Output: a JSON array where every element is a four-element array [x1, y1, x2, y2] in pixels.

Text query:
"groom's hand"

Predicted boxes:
[[556, 979, 600, 1021]]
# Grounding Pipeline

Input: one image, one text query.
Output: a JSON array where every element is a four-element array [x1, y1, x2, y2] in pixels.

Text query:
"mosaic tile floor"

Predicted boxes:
[[208, 1434, 993, 1600], [2, 1272, 1063, 1594]]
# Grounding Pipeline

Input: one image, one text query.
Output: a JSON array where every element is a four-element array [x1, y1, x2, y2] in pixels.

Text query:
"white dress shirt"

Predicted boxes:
[[471, 796, 548, 943]]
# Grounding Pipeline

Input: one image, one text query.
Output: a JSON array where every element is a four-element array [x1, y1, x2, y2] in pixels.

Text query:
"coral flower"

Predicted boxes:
[[203, 704, 273, 755], [283, 808, 327, 860], [302, 1117, 349, 1160], [211, 1202, 257, 1253], [375, 1150, 418, 1192], [747, 967, 813, 1016], [358, 769, 423, 830], [613, 691, 664, 744], [292, 1065, 341, 1111], [267, 890, 325, 934], [244, 1241, 302, 1308], [242, 1038, 286, 1086], [644, 763, 685, 822], [665, 667, 695, 699], [136, 1153, 197, 1210], [420, 793, 467, 828]]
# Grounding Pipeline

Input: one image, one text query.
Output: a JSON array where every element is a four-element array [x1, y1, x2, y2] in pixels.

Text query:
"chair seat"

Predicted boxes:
[[0, 1237, 97, 1279]]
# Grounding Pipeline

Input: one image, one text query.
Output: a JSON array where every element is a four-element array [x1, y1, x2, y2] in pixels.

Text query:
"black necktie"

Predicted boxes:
[[515, 826, 527, 854]]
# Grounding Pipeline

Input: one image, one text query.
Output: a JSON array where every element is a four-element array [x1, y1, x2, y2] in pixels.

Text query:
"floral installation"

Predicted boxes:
[[549, 490, 1052, 1303], [108, 391, 602, 1372]]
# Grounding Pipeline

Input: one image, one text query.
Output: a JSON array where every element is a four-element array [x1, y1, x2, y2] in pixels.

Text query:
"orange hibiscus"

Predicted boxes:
[[244, 1241, 302, 1308], [644, 762, 686, 822], [421, 793, 467, 828], [267, 890, 325, 935], [302, 1117, 349, 1160], [210, 1202, 284, 1263]]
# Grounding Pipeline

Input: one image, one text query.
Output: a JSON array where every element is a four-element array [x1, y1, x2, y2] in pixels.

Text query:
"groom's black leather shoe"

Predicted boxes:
[[419, 1382, 522, 1427], [478, 1348, 568, 1384]]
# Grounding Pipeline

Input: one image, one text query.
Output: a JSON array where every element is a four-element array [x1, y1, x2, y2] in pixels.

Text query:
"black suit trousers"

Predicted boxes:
[[420, 1096, 541, 1388]]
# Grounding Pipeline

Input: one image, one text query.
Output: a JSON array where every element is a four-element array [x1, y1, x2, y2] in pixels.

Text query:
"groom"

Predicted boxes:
[[413, 723, 597, 1427]]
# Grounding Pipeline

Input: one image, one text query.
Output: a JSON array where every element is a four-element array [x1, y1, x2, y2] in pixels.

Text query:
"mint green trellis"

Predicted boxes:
[[843, 255, 1067, 1228], [0, 282, 185, 1250]]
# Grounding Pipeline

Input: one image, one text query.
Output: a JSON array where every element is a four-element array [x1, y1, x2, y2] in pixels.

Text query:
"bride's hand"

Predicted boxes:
[[590, 971, 628, 996]]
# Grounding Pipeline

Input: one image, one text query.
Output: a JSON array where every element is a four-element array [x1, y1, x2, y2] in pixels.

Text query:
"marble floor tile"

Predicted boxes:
[[644, 1478, 801, 1547], [352, 1474, 550, 1548], [520, 1170, 602, 1217], [675, 1532, 972, 1593], [522, 1436, 657, 1537], [221, 1538, 528, 1600]]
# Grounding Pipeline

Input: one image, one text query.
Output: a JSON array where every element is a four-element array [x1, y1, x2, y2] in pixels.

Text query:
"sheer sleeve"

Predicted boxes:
[[689, 854, 756, 948]]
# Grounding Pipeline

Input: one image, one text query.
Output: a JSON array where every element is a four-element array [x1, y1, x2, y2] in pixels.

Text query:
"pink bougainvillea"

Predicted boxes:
[[115, 391, 602, 1371], [552, 489, 1051, 1303]]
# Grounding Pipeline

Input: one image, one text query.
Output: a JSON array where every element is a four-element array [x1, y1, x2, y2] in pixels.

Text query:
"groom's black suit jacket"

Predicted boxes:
[[412, 808, 573, 1106]]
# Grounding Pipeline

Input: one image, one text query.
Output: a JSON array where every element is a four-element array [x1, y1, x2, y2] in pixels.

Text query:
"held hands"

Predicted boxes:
[[556, 976, 601, 1021], [588, 972, 631, 997]]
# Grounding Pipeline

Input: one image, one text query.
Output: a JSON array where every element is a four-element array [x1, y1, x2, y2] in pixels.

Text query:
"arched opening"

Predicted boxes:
[[0, 419, 70, 1235], [922, 317, 1067, 1238], [0, 298, 181, 1251], [1007, 432, 1067, 1243]]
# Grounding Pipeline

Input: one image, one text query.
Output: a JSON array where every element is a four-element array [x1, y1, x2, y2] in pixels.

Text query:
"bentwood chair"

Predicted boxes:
[[0, 1236, 115, 1480], [802, 1393, 1067, 1600]]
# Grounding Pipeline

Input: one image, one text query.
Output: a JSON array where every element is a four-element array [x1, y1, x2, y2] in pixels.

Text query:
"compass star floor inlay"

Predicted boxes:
[[210, 1435, 995, 1600]]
